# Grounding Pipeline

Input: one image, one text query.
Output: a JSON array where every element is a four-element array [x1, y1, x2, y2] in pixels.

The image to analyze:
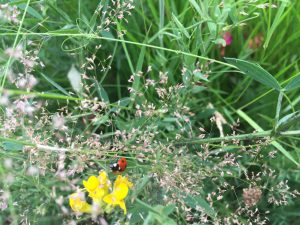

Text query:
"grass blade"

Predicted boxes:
[[40, 72, 70, 96], [263, 0, 289, 49], [159, 0, 165, 46], [171, 13, 190, 38], [237, 109, 299, 166]]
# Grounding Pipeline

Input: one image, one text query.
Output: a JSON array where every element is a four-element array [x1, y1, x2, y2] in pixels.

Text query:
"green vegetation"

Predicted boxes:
[[0, 0, 300, 224]]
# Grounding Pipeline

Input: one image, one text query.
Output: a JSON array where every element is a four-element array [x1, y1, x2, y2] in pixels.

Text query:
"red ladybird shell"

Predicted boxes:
[[110, 157, 127, 173]]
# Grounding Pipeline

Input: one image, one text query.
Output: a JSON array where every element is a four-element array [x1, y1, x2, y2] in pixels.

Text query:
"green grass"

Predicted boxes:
[[1, 0, 300, 224]]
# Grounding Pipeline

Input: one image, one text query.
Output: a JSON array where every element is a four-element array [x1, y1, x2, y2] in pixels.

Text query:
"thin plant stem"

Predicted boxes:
[[1, 0, 31, 93], [0, 32, 236, 68], [2, 130, 300, 152]]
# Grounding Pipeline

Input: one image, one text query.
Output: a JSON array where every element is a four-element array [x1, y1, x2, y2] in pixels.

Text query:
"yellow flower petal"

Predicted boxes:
[[98, 171, 111, 190], [103, 194, 127, 214], [83, 176, 99, 193], [114, 183, 129, 200], [89, 187, 106, 202], [81, 202, 92, 213], [103, 194, 116, 204], [119, 200, 127, 215], [69, 193, 92, 213], [98, 171, 108, 183], [114, 175, 133, 189]]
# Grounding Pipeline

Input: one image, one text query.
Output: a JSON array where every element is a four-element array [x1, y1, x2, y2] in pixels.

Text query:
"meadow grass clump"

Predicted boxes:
[[0, 0, 300, 224]]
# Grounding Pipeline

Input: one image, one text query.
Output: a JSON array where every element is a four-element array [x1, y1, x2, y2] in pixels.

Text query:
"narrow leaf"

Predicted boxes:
[[97, 84, 109, 103], [274, 91, 284, 128], [285, 76, 300, 91], [2, 141, 23, 151], [189, 0, 209, 20], [189, 0, 202, 16], [159, 0, 165, 45], [93, 114, 109, 126], [17, 4, 43, 20], [100, 31, 115, 39], [171, 13, 190, 38], [40, 72, 70, 96], [131, 175, 151, 199], [276, 111, 300, 131], [133, 39, 146, 93], [263, 1, 289, 49], [185, 194, 216, 218], [237, 109, 299, 166], [225, 58, 281, 91]]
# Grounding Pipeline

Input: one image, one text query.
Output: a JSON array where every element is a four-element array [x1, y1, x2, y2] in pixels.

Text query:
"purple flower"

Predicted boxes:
[[223, 32, 233, 46]]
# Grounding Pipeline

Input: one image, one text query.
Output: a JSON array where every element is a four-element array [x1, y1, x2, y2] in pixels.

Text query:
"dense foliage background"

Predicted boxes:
[[0, 0, 300, 224]]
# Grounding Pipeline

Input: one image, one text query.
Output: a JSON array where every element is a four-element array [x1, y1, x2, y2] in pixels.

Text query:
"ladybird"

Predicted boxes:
[[110, 157, 127, 173]]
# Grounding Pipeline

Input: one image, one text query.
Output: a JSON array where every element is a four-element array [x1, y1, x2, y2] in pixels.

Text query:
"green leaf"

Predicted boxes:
[[99, 86, 109, 103], [48, 27, 79, 34], [2, 141, 23, 151], [189, 0, 202, 16], [228, 3, 238, 24], [46, 1, 72, 23], [131, 175, 151, 199], [161, 204, 175, 216], [194, 71, 209, 82], [284, 76, 300, 91], [274, 92, 284, 128], [225, 58, 281, 91], [171, 13, 190, 38], [159, 0, 165, 45], [213, 38, 226, 47], [237, 109, 299, 166], [263, 0, 289, 49], [110, 97, 131, 113], [271, 141, 298, 165], [191, 86, 206, 93], [17, 4, 43, 20], [189, 0, 209, 20], [89, 10, 98, 31], [133, 35, 147, 94], [207, 21, 217, 38], [40, 72, 70, 96], [92, 114, 109, 126], [100, 31, 115, 39], [184, 194, 216, 218], [136, 200, 176, 225], [118, 97, 131, 107], [95, 82, 109, 103], [276, 111, 300, 131]]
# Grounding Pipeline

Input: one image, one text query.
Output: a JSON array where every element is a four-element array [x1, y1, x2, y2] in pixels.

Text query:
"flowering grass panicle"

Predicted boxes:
[[1, 0, 300, 224]]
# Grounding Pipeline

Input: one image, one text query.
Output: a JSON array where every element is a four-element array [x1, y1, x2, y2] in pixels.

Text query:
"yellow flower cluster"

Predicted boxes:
[[69, 171, 133, 215]]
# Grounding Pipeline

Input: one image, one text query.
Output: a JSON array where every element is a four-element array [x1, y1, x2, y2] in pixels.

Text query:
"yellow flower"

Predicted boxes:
[[83, 171, 111, 202], [69, 192, 91, 213], [114, 175, 133, 189], [69, 172, 133, 216], [98, 171, 111, 191], [103, 175, 133, 214], [83, 175, 99, 193]]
